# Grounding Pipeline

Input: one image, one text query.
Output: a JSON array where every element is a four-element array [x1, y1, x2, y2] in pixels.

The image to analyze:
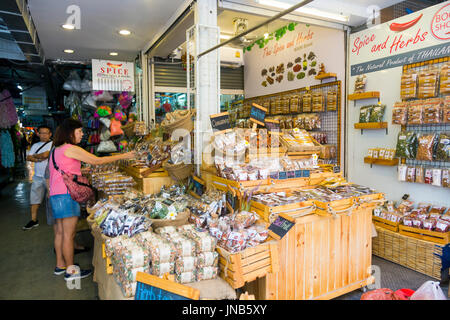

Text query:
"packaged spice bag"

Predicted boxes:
[[432, 169, 442, 187], [424, 168, 433, 184], [416, 133, 436, 161], [312, 92, 324, 112], [442, 169, 450, 188], [398, 164, 407, 182], [400, 70, 418, 99], [359, 105, 372, 123], [175, 271, 197, 284], [290, 95, 300, 113], [369, 104, 386, 123], [302, 93, 312, 113], [435, 219, 450, 232], [408, 102, 423, 125], [197, 252, 219, 268], [445, 97, 450, 123], [440, 63, 450, 94], [392, 102, 408, 125], [415, 166, 425, 183], [436, 133, 450, 161], [327, 91, 337, 111], [395, 131, 418, 159], [406, 166, 416, 183], [423, 99, 443, 124], [174, 256, 197, 274], [418, 69, 439, 99], [197, 266, 218, 281]]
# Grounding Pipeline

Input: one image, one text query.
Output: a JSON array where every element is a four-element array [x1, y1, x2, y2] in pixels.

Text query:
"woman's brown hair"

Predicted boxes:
[[53, 118, 83, 147]]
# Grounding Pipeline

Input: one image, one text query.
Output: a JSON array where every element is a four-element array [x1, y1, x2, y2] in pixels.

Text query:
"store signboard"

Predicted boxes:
[[134, 272, 199, 300], [92, 59, 134, 91], [350, 1, 450, 76], [243, 23, 345, 98], [22, 87, 47, 110]]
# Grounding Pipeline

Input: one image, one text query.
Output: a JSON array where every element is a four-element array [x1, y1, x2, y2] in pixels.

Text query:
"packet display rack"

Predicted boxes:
[[241, 81, 341, 165], [397, 58, 450, 184]]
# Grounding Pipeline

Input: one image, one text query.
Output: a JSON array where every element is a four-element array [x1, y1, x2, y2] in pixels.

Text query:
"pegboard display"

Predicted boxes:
[[239, 80, 341, 164], [395, 57, 450, 188]]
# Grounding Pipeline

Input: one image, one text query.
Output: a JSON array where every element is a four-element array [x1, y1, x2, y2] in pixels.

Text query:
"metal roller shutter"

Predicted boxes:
[[154, 63, 244, 90]]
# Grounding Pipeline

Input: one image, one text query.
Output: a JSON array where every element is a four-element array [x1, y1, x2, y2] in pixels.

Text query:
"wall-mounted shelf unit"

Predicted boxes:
[[354, 122, 388, 134], [364, 157, 399, 168]]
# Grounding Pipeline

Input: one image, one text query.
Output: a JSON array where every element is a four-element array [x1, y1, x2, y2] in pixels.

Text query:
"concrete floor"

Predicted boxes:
[[0, 181, 98, 300], [0, 179, 448, 300]]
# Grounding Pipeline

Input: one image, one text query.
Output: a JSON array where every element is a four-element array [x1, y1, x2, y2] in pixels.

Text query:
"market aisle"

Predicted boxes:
[[0, 181, 97, 300]]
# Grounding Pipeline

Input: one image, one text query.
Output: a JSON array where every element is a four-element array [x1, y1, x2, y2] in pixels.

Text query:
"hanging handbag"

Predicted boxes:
[[50, 149, 96, 203]]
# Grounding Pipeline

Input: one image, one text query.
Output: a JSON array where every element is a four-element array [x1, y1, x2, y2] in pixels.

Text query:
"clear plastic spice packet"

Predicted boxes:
[[415, 166, 425, 183], [398, 164, 407, 182], [432, 169, 442, 187]]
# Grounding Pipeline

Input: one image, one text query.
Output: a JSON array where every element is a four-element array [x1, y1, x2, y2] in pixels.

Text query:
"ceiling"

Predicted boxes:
[[27, 0, 187, 62]]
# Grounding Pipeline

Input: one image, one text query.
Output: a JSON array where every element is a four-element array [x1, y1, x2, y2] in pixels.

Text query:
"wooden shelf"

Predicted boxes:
[[364, 157, 399, 168], [315, 73, 337, 80], [348, 91, 380, 101], [354, 122, 387, 129], [354, 122, 388, 134]]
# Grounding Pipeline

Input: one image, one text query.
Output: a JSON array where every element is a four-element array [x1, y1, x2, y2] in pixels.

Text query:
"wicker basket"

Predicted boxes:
[[163, 161, 193, 181], [149, 209, 190, 229], [121, 122, 136, 138], [162, 111, 194, 135]]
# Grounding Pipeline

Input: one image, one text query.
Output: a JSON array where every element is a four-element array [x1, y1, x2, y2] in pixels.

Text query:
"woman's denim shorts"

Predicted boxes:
[[49, 194, 80, 219]]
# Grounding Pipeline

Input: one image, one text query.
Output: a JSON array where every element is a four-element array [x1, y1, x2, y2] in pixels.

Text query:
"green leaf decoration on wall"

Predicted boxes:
[[243, 22, 299, 53]]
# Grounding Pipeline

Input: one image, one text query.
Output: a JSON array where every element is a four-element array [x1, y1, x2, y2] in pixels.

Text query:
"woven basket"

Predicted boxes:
[[122, 122, 136, 138], [149, 209, 190, 229], [162, 111, 194, 135], [163, 161, 193, 181]]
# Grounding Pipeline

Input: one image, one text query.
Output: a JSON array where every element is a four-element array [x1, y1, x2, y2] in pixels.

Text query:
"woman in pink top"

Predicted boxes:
[[49, 119, 134, 282]]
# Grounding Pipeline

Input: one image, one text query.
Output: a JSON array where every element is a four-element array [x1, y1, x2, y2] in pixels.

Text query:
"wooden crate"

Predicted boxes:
[[216, 241, 279, 289], [133, 175, 175, 194], [372, 216, 399, 232], [211, 175, 269, 192], [243, 205, 374, 299], [315, 192, 383, 217], [372, 226, 444, 280], [251, 200, 315, 223], [399, 224, 450, 245], [120, 164, 167, 178]]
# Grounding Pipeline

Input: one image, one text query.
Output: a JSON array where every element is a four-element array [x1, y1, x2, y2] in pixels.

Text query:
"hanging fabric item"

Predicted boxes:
[[63, 70, 82, 92], [114, 108, 127, 122], [118, 92, 132, 109], [0, 90, 18, 129], [80, 70, 92, 93], [93, 90, 114, 102], [0, 130, 15, 168], [110, 118, 124, 136]]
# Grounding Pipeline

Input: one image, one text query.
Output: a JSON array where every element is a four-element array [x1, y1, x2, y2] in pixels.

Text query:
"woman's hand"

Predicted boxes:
[[122, 151, 136, 160]]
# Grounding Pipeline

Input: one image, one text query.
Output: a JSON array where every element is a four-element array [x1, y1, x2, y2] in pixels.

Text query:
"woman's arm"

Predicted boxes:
[[64, 145, 135, 165]]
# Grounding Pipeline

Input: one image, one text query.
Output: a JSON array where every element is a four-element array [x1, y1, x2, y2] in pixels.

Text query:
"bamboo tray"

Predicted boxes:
[[217, 240, 279, 289], [398, 224, 450, 245]]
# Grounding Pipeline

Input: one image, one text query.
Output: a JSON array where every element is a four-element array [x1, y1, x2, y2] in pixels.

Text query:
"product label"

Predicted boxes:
[[159, 246, 170, 262], [184, 257, 195, 271]]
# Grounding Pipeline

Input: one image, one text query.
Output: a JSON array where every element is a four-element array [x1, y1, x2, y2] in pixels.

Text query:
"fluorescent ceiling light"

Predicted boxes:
[[109, 52, 118, 56], [119, 29, 131, 36], [64, 49, 74, 53], [62, 24, 75, 30], [256, 0, 349, 22], [17, 85, 22, 90]]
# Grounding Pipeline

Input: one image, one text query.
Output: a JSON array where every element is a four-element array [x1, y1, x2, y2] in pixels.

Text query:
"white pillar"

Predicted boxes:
[[193, 0, 220, 175]]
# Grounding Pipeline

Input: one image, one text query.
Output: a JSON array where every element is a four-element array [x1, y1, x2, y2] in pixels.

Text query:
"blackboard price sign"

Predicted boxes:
[[268, 214, 295, 240], [265, 119, 280, 133], [295, 170, 303, 178], [287, 171, 295, 179], [134, 272, 200, 300], [250, 103, 267, 126], [210, 112, 231, 134], [333, 165, 341, 174], [278, 171, 287, 180]]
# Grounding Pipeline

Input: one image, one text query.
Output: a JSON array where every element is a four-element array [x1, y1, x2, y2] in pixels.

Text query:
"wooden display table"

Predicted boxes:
[[243, 203, 376, 300]]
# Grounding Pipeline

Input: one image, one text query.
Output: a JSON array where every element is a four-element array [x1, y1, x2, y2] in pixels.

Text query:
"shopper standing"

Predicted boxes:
[[23, 125, 53, 230], [49, 118, 135, 281]]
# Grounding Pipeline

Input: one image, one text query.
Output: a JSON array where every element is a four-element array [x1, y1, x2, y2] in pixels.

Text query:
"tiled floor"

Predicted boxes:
[[0, 180, 448, 300]]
